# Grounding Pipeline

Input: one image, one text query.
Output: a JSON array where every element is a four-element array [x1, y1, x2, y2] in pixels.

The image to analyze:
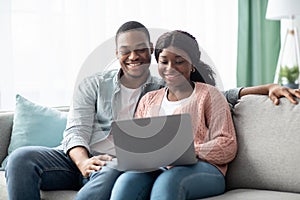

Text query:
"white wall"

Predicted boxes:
[[0, 0, 238, 110]]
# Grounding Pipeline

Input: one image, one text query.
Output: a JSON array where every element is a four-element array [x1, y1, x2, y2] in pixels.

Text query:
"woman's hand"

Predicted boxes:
[[268, 84, 300, 105]]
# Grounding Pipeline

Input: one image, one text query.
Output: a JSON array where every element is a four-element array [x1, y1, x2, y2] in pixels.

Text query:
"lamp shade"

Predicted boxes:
[[266, 0, 300, 20]]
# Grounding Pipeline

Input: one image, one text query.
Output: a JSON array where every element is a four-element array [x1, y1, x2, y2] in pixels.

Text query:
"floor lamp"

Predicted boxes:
[[266, 0, 300, 89]]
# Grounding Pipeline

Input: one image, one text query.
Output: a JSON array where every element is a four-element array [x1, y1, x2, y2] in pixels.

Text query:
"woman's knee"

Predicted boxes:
[[113, 172, 142, 191], [111, 172, 155, 200]]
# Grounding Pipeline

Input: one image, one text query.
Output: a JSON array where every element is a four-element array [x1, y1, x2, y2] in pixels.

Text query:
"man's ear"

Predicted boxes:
[[115, 50, 119, 58]]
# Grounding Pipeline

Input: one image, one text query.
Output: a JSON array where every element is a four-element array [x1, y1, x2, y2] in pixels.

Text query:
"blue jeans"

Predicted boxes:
[[110, 169, 163, 200], [111, 161, 225, 200], [5, 146, 122, 200]]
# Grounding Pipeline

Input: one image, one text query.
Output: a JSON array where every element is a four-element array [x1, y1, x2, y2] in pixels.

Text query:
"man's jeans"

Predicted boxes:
[[5, 146, 122, 200]]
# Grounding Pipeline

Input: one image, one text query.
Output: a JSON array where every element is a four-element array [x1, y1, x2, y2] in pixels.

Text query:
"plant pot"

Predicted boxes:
[[282, 83, 299, 89]]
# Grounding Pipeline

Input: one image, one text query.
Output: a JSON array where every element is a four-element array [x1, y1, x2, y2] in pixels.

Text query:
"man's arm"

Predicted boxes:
[[223, 84, 300, 106], [239, 84, 300, 105], [63, 76, 113, 177]]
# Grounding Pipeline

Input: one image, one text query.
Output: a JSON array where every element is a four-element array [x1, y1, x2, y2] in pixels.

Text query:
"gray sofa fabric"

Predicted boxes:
[[227, 95, 300, 193], [0, 95, 299, 200], [0, 111, 13, 165], [201, 189, 300, 200]]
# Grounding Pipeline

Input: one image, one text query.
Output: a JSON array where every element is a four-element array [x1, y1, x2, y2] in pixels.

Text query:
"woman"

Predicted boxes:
[[110, 30, 237, 200]]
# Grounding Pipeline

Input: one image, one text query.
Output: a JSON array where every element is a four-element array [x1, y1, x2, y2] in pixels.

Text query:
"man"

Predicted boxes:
[[5, 21, 300, 200]]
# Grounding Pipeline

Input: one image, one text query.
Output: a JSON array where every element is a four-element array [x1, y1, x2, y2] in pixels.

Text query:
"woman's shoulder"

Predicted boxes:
[[195, 82, 217, 91], [139, 88, 166, 105], [194, 82, 225, 99], [143, 87, 165, 97]]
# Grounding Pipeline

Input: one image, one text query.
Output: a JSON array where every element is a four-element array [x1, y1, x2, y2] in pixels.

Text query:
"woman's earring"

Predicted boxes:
[[191, 67, 196, 73]]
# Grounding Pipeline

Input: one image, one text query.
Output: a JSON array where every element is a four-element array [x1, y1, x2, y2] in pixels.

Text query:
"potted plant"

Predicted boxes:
[[278, 65, 299, 89]]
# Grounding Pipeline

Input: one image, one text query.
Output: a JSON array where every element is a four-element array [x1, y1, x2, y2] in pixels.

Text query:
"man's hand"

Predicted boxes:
[[68, 146, 113, 177], [239, 84, 300, 105], [77, 154, 113, 177], [268, 84, 300, 105]]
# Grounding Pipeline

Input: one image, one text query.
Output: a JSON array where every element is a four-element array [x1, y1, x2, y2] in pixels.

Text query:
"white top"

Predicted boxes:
[[159, 88, 195, 116], [117, 84, 142, 120], [91, 84, 142, 156]]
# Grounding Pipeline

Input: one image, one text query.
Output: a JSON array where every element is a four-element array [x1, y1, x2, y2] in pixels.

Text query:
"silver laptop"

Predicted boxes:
[[110, 113, 197, 171]]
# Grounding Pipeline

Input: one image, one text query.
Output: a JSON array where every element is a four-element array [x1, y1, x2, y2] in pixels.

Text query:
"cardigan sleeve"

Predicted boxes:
[[194, 87, 237, 165], [134, 89, 165, 118], [134, 94, 148, 118]]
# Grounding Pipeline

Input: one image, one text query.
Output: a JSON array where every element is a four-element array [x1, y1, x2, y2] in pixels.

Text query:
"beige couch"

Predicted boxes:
[[1, 95, 300, 200]]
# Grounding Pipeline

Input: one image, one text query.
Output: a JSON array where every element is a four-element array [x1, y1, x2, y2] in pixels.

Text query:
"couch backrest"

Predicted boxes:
[[226, 95, 300, 193], [0, 112, 13, 164]]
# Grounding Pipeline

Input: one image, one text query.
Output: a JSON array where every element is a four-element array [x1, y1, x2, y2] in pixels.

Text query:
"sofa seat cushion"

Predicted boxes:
[[0, 171, 7, 200], [40, 190, 77, 200], [0, 170, 77, 200], [201, 189, 300, 200]]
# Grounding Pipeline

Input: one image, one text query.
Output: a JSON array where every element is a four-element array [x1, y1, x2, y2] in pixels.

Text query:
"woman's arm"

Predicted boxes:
[[195, 87, 237, 165]]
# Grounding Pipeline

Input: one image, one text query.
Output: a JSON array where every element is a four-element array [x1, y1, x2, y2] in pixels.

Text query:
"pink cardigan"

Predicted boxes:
[[135, 82, 237, 176]]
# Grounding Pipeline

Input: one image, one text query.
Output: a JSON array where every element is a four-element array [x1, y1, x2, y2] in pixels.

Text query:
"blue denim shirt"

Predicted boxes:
[[61, 68, 240, 155]]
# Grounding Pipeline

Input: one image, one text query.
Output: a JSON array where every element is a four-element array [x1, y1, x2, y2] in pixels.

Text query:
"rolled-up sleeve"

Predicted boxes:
[[61, 77, 98, 154], [222, 87, 243, 107]]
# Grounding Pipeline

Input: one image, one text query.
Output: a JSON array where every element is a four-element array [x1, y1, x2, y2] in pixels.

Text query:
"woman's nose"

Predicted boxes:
[[166, 62, 175, 70]]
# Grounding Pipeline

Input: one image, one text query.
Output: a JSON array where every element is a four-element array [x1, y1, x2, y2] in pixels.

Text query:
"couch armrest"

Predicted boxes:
[[226, 95, 300, 193], [0, 112, 14, 164]]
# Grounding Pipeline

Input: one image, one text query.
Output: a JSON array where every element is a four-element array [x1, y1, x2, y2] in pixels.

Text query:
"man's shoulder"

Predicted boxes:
[[148, 75, 165, 87], [93, 69, 118, 80], [83, 69, 118, 83]]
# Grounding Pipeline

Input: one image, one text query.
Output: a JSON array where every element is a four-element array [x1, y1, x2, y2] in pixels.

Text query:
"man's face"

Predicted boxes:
[[116, 30, 153, 79]]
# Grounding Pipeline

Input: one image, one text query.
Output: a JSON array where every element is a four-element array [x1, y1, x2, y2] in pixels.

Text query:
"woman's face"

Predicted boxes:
[[158, 46, 193, 88]]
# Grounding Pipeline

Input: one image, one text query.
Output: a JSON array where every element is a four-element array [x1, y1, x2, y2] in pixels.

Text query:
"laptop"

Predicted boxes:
[[110, 113, 197, 171]]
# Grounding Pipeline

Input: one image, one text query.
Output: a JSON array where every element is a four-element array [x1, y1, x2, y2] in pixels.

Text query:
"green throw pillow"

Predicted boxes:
[[1, 94, 67, 169]]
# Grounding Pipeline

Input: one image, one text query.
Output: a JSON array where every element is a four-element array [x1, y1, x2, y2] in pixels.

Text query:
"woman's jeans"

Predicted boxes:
[[5, 146, 122, 200], [111, 161, 225, 200]]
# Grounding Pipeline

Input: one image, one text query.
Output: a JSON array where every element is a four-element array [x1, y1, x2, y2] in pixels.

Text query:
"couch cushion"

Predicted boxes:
[[1, 94, 68, 169], [40, 190, 77, 200], [0, 171, 77, 200], [226, 95, 300, 193], [0, 171, 8, 200], [201, 189, 300, 200]]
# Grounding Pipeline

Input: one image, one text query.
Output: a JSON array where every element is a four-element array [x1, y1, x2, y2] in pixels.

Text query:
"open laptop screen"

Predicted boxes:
[[111, 113, 197, 171]]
